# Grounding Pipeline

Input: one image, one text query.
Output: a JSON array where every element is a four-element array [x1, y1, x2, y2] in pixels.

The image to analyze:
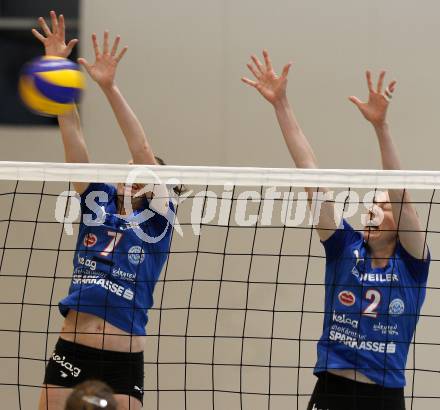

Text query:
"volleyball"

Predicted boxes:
[[19, 56, 85, 116]]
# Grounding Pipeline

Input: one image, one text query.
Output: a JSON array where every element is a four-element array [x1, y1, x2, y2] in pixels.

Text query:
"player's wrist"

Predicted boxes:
[[44, 48, 66, 59], [44, 49, 57, 57], [372, 120, 389, 133], [100, 82, 119, 95], [272, 94, 290, 111]]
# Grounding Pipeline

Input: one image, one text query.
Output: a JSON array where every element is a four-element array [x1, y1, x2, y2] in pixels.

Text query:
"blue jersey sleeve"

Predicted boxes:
[[321, 219, 363, 261], [395, 241, 430, 283]]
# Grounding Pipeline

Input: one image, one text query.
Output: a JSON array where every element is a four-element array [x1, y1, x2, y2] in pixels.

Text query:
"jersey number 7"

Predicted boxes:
[[100, 231, 123, 257]]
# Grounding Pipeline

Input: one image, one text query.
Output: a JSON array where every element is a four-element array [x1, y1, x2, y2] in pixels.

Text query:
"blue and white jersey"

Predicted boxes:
[[314, 220, 430, 388], [59, 183, 174, 336]]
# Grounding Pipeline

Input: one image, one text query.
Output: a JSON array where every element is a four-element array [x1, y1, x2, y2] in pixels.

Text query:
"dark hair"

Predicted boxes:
[[65, 380, 117, 410], [155, 156, 187, 196]]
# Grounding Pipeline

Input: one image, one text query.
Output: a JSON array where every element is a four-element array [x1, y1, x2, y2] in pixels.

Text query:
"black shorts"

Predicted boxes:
[[43, 338, 144, 404], [307, 372, 405, 410]]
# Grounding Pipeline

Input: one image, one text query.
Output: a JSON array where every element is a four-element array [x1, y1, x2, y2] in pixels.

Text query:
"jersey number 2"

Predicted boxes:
[[363, 289, 381, 318]]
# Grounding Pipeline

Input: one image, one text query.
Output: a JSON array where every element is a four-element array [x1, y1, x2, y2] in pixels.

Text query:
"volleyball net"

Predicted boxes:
[[0, 161, 439, 410]]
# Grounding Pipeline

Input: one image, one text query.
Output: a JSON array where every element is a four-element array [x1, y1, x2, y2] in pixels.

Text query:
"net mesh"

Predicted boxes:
[[0, 162, 439, 410]]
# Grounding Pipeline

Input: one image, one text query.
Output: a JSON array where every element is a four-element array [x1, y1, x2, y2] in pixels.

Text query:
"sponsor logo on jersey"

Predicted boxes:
[[389, 298, 405, 316], [351, 250, 399, 283], [386, 342, 397, 354], [112, 266, 137, 281], [351, 249, 364, 277], [338, 291, 356, 307], [354, 249, 364, 265], [128, 246, 145, 265], [72, 274, 134, 300], [123, 289, 134, 300], [83, 233, 97, 247], [352, 269, 399, 283], [329, 331, 396, 354], [332, 311, 358, 329], [52, 353, 81, 378], [77, 255, 97, 271], [373, 322, 399, 336]]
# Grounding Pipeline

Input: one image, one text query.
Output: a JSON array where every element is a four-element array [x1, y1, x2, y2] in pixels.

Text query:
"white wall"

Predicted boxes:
[[1, 1, 440, 409], [1, 1, 438, 170], [77, 0, 440, 170]]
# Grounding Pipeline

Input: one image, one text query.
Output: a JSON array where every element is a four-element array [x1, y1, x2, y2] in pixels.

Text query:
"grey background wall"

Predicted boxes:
[[0, 0, 440, 409], [1, 0, 439, 170]]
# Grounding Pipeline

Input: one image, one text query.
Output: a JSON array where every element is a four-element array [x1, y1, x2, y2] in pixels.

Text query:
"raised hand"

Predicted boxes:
[[349, 71, 397, 127], [241, 50, 292, 105], [77, 31, 128, 90], [32, 10, 78, 58]]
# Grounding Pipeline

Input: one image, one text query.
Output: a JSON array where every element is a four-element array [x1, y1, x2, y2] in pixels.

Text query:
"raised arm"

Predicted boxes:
[[32, 11, 90, 194], [78, 32, 169, 215], [349, 71, 428, 259], [242, 51, 339, 240], [77, 32, 156, 166]]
